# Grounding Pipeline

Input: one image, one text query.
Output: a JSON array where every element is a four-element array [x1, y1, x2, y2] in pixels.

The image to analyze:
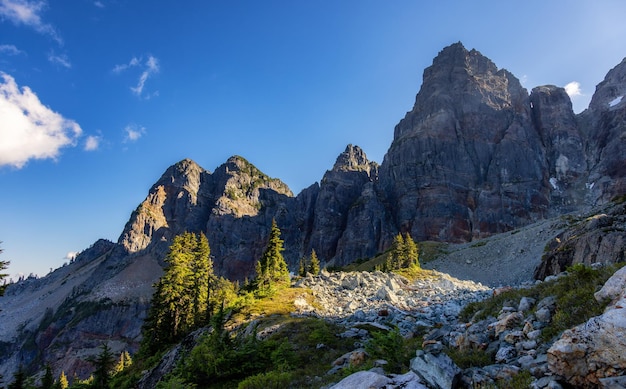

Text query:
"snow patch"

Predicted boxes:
[[609, 96, 623, 108], [549, 177, 559, 190]]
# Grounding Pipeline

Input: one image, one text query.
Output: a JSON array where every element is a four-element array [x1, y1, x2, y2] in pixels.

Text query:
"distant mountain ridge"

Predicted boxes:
[[1, 42, 626, 380]]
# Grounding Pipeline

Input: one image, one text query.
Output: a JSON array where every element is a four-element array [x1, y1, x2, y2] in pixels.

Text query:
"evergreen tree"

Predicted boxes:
[[402, 233, 420, 268], [56, 372, 68, 389], [1, 243, 10, 297], [308, 249, 320, 275], [142, 232, 217, 352], [255, 219, 290, 292], [298, 256, 307, 277], [41, 364, 54, 389], [113, 351, 132, 374], [92, 343, 115, 389], [191, 233, 215, 326], [8, 365, 26, 389], [390, 233, 405, 270]]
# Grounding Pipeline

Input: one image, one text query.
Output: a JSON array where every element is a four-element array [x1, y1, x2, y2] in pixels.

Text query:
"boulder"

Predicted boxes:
[[410, 350, 461, 389], [547, 266, 626, 387]]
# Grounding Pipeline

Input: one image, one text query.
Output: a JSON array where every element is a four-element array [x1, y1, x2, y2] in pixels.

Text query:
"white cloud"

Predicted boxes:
[[113, 55, 160, 98], [0, 0, 62, 44], [123, 124, 145, 143], [84, 134, 101, 151], [48, 51, 71, 68], [93, 1, 104, 8], [0, 72, 82, 168], [64, 251, 78, 260], [112, 56, 140, 74], [130, 55, 159, 97], [564, 81, 582, 98], [0, 44, 22, 55]]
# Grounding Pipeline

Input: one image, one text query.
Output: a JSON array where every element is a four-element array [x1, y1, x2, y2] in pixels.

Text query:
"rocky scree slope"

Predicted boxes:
[[2, 42, 626, 380]]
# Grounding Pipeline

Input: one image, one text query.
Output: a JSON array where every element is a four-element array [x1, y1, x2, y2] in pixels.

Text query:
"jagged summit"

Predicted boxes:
[[332, 144, 377, 174], [3, 43, 626, 381]]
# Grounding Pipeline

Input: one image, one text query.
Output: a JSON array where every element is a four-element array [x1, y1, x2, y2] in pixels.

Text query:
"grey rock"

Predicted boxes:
[[329, 370, 391, 389], [410, 350, 461, 389], [548, 266, 626, 387], [535, 307, 552, 323], [599, 376, 626, 389], [495, 346, 517, 364], [519, 297, 537, 312]]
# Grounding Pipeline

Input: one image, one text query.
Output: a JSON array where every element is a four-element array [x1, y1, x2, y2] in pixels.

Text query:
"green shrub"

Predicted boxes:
[[496, 369, 533, 389], [365, 327, 420, 374], [237, 371, 293, 389], [445, 347, 493, 369]]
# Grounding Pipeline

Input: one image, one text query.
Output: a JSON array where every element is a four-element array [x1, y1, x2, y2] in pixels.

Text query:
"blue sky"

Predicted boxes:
[[1, 0, 626, 279]]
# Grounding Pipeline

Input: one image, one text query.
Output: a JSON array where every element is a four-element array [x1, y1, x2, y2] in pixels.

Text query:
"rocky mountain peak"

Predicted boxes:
[[211, 155, 293, 218], [332, 144, 377, 175], [588, 56, 626, 113]]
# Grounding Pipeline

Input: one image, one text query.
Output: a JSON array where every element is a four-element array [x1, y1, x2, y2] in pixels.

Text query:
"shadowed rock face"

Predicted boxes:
[[582, 57, 626, 204], [379, 43, 550, 242]]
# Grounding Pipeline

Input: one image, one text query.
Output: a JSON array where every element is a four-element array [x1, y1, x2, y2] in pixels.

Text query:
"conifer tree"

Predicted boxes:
[[255, 219, 289, 292], [41, 364, 54, 389], [8, 365, 25, 389], [0, 243, 10, 297], [298, 256, 307, 277], [402, 233, 420, 268], [114, 351, 132, 374], [92, 343, 115, 389], [57, 371, 68, 389], [390, 233, 405, 270], [308, 249, 320, 275], [142, 232, 218, 352]]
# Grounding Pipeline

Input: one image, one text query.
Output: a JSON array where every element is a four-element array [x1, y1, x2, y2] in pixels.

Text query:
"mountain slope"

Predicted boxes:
[[2, 42, 626, 380]]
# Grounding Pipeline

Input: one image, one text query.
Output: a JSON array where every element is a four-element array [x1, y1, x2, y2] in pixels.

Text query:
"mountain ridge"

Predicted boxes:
[[1, 41, 626, 381]]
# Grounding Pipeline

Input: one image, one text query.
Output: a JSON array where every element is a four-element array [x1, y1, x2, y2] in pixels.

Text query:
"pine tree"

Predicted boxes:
[[8, 365, 26, 389], [308, 249, 320, 275], [403, 233, 420, 268], [390, 233, 405, 270], [92, 343, 115, 389], [255, 219, 290, 292], [114, 351, 132, 374], [41, 364, 54, 389], [191, 233, 215, 326], [142, 232, 218, 352], [57, 371, 68, 389], [298, 256, 307, 277], [0, 243, 10, 297]]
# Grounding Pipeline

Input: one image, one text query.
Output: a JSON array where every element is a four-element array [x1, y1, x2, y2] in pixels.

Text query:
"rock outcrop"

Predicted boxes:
[[534, 200, 626, 280], [547, 266, 626, 387]]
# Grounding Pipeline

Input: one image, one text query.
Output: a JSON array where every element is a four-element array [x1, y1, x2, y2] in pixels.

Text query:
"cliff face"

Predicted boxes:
[[3, 42, 626, 380], [378, 43, 549, 242], [582, 57, 626, 203]]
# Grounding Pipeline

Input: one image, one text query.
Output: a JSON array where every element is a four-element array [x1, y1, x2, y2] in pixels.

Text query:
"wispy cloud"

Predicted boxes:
[[112, 56, 140, 74], [48, 51, 71, 68], [0, 44, 23, 55], [84, 134, 101, 151], [0, 0, 62, 44], [564, 81, 583, 98], [93, 1, 104, 8], [113, 55, 160, 98], [123, 124, 146, 143], [0, 72, 82, 168]]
